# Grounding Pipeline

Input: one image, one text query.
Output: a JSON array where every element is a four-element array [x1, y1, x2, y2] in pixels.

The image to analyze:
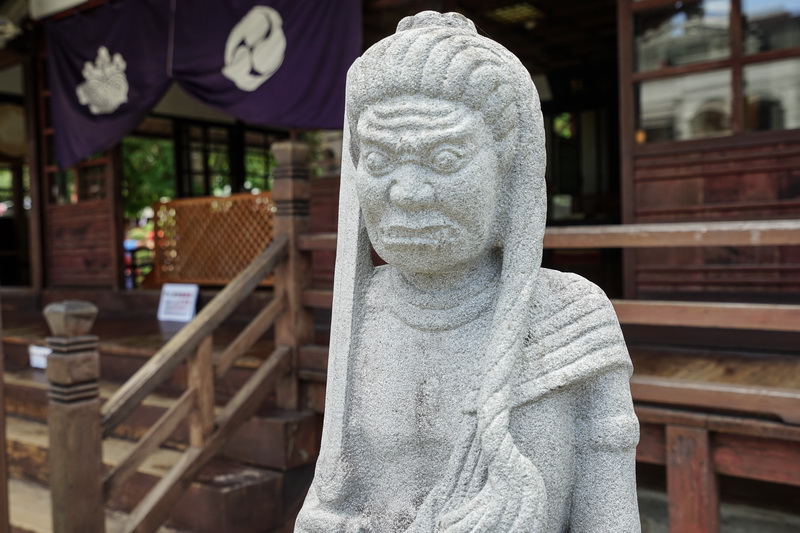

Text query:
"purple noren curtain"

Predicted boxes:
[[46, 0, 361, 169]]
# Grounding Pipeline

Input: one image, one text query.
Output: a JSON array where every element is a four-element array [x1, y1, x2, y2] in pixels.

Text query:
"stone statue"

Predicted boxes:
[[295, 11, 640, 533]]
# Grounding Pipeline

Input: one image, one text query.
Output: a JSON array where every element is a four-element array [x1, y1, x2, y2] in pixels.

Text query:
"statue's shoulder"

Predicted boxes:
[[511, 269, 629, 407], [532, 268, 616, 319]]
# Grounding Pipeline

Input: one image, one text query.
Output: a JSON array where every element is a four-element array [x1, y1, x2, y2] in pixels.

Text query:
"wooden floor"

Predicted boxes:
[[8, 478, 186, 533], [630, 345, 800, 390]]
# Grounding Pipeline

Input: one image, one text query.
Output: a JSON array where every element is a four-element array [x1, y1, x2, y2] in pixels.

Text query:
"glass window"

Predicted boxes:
[[187, 126, 230, 197], [744, 57, 800, 130], [50, 170, 76, 204], [637, 69, 732, 143], [77, 163, 107, 201], [635, 0, 731, 72], [743, 0, 800, 53]]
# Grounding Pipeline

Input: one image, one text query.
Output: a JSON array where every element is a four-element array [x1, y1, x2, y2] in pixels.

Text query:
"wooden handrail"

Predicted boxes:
[[299, 289, 800, 332], [632, 376, 800, 425], [121, 345, 292, 533], [297, 220, 800, 252], [543, 219, 800, 249], [103, 389, 196, 498], [612, 300, 800, 332], [298, 232, 337, 251], [0, 308, 8, 533], [215, 291, 287, 379], [101, 235, 288, 436]]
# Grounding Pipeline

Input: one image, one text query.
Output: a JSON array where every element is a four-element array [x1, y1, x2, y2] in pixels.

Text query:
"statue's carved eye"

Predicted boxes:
[[364, 150, 390, 175], [430, 148, 463, 174]]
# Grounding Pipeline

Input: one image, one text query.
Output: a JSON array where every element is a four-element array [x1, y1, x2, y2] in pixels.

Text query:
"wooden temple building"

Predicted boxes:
[[0, 0, 799, 531]]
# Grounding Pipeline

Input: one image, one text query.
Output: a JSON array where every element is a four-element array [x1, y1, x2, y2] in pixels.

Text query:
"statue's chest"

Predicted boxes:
[[350, 314, 481, 452]]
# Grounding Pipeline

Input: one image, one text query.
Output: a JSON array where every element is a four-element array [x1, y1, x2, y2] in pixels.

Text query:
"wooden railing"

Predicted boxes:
[[0, 306, 8, 533], [43, 141, 313, 533], [297, 218, 800, 533]]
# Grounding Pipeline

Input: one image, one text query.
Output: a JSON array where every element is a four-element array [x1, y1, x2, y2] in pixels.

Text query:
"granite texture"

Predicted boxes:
[[295, 11, 640, 533]]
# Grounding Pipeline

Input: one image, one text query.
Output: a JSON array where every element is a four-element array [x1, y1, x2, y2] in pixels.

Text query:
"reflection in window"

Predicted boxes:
[[51, 170, 76, 205], [743, 0, 800, 53], [744, 58, 800, 130], [637, 70, 732, 143], [244, 130, 276, 193], [635, 0, 730, 72], [187, 126, 230, 197]]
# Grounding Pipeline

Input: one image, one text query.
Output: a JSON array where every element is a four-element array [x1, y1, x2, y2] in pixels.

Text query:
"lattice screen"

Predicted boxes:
[[152, 193, 275, 286]]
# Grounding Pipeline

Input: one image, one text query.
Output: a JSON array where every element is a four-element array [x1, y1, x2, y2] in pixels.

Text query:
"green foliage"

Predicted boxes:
[[244, 148, 275, 192], [0, 168, 12, 202], [122, 137, 176, 219]]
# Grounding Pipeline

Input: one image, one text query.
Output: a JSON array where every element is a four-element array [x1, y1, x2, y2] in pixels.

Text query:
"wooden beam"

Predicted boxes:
[[297, 232, 337, 251], [187, 335, 214, 448], [301, 220, 800, 254], [101, 235, 288, 436], [712, 433, 800, 488], [666, 426, 719, 533], [301, 289, 334, 310], [631, 376, 800, 425], [0, 303, 8, 533], [635, 405, 800, 442], [544, 220, 800, 249], [613, 300, 800, 332]]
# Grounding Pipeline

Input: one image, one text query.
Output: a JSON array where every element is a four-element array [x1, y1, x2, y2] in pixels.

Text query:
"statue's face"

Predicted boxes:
[[355, 97, 500, 275]]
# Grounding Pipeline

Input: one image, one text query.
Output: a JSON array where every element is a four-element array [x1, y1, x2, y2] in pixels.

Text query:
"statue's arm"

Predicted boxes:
[[570, 366, 641, 532]]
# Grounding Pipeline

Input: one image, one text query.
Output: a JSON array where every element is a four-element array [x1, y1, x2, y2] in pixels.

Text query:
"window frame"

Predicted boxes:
[[624, 0, 800, 149]]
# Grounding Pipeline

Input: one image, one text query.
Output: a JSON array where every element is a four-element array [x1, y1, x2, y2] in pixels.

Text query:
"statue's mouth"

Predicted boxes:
[[382, 224, 455, 246]]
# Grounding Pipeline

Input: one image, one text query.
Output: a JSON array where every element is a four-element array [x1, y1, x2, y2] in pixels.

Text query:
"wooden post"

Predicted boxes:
[[0, 297, 9, 533], [44, 301, 106, 533], [187, 335, 215, 447], [271, 140, 313, 410], [666, 425, 719, 533]]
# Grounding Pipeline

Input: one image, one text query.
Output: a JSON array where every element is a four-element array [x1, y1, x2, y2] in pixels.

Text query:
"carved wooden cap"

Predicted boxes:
[[43, 300, 98, 337]]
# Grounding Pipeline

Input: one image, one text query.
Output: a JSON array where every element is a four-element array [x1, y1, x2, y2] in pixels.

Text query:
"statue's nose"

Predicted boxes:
[[389, 169, 435, 209]]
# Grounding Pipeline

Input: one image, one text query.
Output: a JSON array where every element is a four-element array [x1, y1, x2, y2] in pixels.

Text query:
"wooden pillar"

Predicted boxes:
[[666, 425, 719, 533], [187, 335, 215, 447], [271, 141, 313, 410], [44, 301, 105, 533], [0, 297, 9, 533]]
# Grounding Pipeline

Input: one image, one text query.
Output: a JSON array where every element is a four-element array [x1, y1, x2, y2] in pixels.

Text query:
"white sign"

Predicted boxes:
[[29, 345, 52, 369], [157, 283, 199, 323]]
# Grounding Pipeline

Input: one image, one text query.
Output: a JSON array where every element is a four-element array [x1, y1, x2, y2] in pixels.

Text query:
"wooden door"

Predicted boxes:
[[35, 35, 123, 290]]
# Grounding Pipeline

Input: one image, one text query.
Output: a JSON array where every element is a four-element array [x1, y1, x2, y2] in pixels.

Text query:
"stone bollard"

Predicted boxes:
[[44, 300, 105, 533]]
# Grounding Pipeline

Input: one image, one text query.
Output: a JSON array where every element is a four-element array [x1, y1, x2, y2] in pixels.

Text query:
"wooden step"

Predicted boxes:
[[4, 416, 293, 533], [2, 326, 280, 406], [4, 369, 320, 471], [8, 478, 185, 533]]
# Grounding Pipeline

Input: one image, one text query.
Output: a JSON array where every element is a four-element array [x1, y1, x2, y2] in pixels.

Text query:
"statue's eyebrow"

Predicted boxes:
[[359, 128, 473, 153]]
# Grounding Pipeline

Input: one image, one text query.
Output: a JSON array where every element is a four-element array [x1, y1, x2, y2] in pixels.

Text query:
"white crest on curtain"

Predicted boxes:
[[222, 6, 286, 92], [75, 46, 129, 115]]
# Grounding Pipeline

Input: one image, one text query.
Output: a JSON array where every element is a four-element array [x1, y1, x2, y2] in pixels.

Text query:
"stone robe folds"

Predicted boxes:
[[299, 266, 639, 532]]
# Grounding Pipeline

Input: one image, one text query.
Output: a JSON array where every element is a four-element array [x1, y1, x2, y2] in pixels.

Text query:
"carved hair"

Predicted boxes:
[[346, 12, 519, 166]]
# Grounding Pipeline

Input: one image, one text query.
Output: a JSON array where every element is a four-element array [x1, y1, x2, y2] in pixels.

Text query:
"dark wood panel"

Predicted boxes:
[[635, 144, 800, 170], [712, 433, 800, 487], [637, 422, 666, 465]]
